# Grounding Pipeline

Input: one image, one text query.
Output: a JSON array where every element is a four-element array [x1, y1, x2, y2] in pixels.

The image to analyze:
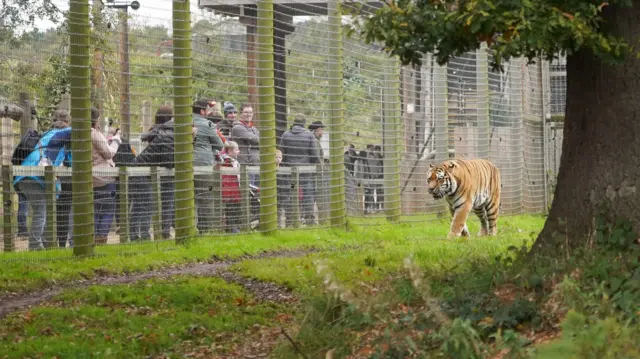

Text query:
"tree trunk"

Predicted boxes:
[[531, 3, 640, 255]]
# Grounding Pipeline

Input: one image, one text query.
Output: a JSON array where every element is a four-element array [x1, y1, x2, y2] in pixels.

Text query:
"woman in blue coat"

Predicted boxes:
[[13, 123, 72, 250]]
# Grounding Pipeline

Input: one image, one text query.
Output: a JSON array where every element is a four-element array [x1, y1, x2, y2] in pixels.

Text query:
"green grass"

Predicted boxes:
[[0, 215, 544, 295], [0, 277, 287, 358], [231, 215, 544, 295], [0, 214, 549, 359], [0, 226, 367, 294]]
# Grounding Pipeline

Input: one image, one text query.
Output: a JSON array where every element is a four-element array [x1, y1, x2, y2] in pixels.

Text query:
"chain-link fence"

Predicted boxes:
[[0, 0, 566, 258]]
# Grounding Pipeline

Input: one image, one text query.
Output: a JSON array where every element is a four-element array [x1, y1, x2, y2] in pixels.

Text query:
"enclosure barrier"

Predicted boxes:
[[1, 164, 390, 252], [0, 0, 566, 259]]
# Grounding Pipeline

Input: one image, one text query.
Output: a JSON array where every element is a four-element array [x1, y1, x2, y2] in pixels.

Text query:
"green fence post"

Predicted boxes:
[[69, 0, 94, 256], [256, 0, 277, 234], [328, 0, 346, 228], [383, 58, 402, 221], [173, 0, 196, 243]]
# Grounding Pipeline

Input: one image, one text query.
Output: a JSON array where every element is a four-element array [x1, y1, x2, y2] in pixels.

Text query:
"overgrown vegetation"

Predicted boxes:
[[3, 214, 637, 357], [0, 215, 544, 358], [234, 214, 640, 358]]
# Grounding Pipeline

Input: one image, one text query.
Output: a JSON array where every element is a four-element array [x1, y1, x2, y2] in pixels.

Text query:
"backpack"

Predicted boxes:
[[12, 129, 41, 166], [113, 141, 137, 167]]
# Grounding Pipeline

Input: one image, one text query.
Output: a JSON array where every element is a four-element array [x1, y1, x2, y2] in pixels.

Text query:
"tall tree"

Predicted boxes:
[[349, 0, 640, 254], [0, 0, 60, 40]]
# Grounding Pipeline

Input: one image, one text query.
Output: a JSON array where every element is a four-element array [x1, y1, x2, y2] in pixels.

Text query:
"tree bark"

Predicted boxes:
[[531, 3, 640, 255]]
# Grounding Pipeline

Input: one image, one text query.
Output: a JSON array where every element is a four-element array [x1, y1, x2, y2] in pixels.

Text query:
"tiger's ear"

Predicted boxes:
[[429, 164, 434, 169], [448, 162, 455, 169]]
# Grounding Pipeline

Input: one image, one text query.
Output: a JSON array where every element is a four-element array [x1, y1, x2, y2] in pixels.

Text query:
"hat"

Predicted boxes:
[[223, 102, 237, 116], [293, 113, 307, 126], [308, 120, 325, 131]]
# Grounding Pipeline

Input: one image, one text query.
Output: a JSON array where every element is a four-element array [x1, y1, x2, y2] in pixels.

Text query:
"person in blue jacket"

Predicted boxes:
[[13, 121, 72, 250]]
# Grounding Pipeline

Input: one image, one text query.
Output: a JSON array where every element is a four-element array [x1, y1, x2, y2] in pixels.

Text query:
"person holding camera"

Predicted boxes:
[[91, 108, 121, 245]]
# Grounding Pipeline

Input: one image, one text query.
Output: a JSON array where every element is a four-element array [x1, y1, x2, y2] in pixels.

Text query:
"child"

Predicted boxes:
[[220, 141, 241, 233]]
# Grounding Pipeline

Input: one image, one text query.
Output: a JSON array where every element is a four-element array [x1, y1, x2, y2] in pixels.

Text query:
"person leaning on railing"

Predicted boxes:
[[90, 107, 121, 245], [129, 105, 176, 241], [279, 114, 319, 226], [230, 103, 260, 187], [12, 119, 72, 251], [192, 98, 224, 234]]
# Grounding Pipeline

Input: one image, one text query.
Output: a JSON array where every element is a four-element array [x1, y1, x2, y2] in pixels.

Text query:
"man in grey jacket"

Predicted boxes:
[[192, 98, 224, 233], [279, 114, 319, 226], [230, 103, 260, 186]]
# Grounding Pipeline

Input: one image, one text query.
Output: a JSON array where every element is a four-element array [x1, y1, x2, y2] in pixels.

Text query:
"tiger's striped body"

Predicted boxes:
[[427, 159, 501, 239]]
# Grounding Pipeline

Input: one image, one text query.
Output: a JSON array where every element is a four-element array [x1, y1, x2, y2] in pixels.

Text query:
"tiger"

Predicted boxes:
[[426, 158, 501, 239]]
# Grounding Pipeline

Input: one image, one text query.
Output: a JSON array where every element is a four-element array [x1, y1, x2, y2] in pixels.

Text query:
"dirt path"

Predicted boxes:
[[0, 247, 329, 319]]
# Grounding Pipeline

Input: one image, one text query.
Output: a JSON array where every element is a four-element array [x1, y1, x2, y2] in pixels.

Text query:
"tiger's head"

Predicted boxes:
[[427, 161, 458, 199]]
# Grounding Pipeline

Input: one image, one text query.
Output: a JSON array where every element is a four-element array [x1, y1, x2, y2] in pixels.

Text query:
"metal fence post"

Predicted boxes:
[[69, 0, 95, 256], [173, 0, 196, 243], [383, 57, 402, 221], [328, 0, 346, 228], [256, 0, 278, 233], [476, 43, 490, 160]]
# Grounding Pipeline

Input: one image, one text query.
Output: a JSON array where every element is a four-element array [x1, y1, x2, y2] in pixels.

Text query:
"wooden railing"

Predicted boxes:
[[1, 164, 384, 251]]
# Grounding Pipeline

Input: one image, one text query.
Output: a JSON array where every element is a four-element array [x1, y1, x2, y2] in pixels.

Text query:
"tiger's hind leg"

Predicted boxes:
[[485, 199, 500, 236], [474, 207, 490, 236]]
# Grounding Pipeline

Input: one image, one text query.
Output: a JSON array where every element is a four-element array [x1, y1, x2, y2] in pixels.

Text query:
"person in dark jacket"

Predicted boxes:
[[192, 99, 224, 234], [279, 113, 319, 225], [364, 144, 382, 214], [353, 149, 373, 214], [344, 143, 357, 176], [129, 106, 175, 240]]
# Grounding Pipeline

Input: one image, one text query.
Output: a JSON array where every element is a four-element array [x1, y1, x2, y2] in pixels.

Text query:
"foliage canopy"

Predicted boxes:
[[0, 0, 60, 41], [346, 0, 634, 69]]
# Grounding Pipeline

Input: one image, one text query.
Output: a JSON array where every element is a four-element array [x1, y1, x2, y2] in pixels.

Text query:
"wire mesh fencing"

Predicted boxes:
[[0, 0, 566, 258]]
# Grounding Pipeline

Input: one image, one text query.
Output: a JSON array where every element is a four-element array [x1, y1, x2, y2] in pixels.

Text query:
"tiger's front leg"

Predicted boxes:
[[448, 202, 472, 239]]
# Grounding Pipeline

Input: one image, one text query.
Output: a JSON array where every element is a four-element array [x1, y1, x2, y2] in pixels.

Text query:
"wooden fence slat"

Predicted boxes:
[[291, 167, 300, 228], [2, 165, 14, 252], [44, 166, 57, 248], [150, 166, 162, 241], [118, 167, 130, 243], [211, 167, 222, 231], [240, 165, 251, 231]]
